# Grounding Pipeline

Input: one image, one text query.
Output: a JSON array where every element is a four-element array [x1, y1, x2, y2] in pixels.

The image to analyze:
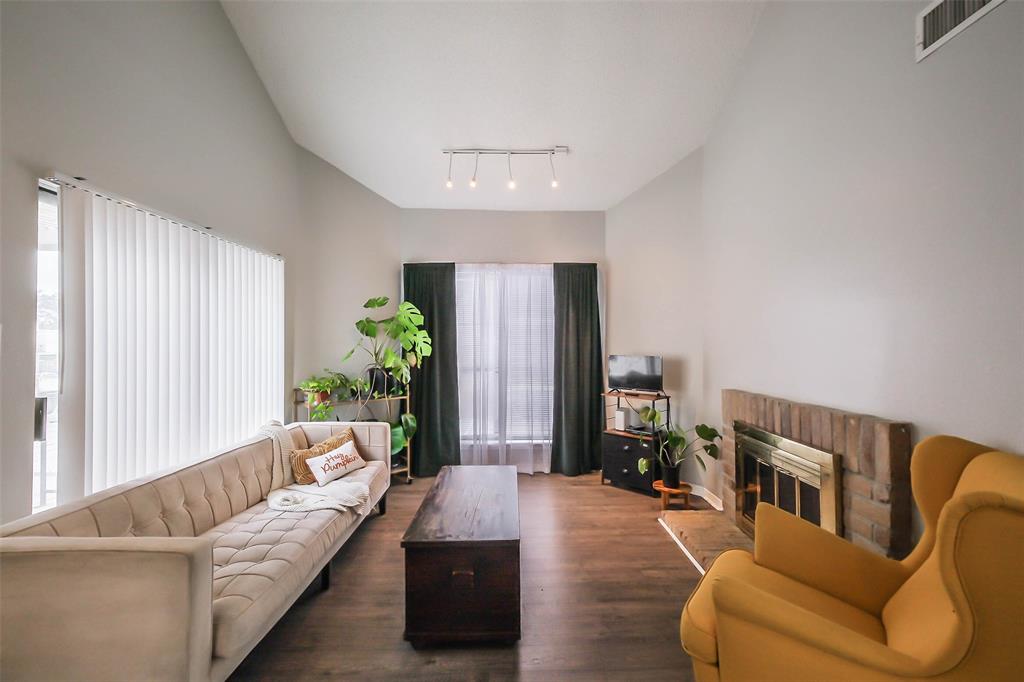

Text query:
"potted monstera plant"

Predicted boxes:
[[344, 296, 432, 400], [636, 406, 722, 489]]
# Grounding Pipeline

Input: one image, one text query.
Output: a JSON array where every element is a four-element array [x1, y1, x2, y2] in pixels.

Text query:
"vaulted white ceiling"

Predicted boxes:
[[223, 1, 763, 211]]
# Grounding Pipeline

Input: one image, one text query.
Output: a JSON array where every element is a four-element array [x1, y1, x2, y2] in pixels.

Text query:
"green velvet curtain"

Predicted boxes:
[[551, 263, 604, 476], [403, 263, 460, 477]]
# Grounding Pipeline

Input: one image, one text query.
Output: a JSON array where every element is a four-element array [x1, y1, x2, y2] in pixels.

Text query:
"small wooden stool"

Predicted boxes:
[[653, 480, 692, 511]]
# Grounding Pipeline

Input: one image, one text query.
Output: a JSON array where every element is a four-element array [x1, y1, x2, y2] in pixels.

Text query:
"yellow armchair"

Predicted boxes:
[[681, 435, 1024, 682]]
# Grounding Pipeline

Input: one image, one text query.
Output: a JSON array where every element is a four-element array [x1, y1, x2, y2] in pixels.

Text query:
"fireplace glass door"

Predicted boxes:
[[799, 479, 821, 525], [735, 422, 840, 537]]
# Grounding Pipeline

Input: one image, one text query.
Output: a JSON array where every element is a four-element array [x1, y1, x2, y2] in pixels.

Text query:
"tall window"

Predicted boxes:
[[456, 264, 553, 474], [33, 184, 61, 511], [59, 184, 284, 495]]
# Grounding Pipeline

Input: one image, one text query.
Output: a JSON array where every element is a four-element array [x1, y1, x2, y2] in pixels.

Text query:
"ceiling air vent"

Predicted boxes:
[[916, 0, 1006, 62]]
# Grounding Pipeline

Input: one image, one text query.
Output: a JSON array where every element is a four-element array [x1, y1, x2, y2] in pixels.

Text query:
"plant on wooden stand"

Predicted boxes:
[[298, 371, 350, 422], [344, 296, 432, 396], [343, 296, 431, 475], [635, 406, 721, 489]]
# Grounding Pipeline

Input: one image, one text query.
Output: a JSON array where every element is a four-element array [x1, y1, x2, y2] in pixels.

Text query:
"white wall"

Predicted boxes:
[[605, 150, 714, 490], [292, 149, 402, 383], [702, 0, 1023, 452], [605, 0, 1024, 498], [0, 0, 307, 521], [399, 209, 605, 265]]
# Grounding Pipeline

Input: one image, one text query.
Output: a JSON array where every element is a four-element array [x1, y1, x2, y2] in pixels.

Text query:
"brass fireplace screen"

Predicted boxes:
[[735, 422, 842, 537]]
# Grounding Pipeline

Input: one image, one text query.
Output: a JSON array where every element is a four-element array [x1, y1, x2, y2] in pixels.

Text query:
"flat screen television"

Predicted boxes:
[[608, 355, 663, 393]]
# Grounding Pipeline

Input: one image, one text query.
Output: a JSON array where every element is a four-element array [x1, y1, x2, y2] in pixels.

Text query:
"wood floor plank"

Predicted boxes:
[[229, 472, 700, 681]]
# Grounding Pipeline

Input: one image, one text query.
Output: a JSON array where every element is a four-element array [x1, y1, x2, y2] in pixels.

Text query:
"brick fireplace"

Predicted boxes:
[[720, 389, 913, 558]]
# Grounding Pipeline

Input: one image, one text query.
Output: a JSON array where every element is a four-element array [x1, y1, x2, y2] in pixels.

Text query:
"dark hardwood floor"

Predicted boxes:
[[230, 472, 700, 681]]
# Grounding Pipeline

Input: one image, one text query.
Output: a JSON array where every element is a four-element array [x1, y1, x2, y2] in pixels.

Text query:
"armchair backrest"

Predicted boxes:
[[882, 446, 1024, 677], [900, 435, 995, 571]]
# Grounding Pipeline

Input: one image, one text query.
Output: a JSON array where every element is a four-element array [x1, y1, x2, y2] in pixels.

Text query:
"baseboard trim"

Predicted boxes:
[[691, 485, 723, 511], [658, 516, 706, 576]]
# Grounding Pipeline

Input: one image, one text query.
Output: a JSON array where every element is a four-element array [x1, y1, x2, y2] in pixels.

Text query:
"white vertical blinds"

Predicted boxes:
[[61, 186, 284, 494], [456, 264, 553, 474]]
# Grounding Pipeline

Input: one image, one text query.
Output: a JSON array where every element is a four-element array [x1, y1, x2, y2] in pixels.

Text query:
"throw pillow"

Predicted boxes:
[[290, 429, 353, 485], [306, 439, 367, 487]]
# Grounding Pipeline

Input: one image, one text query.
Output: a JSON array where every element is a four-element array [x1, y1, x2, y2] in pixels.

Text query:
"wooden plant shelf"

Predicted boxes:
[[292, 389, 410, 406]]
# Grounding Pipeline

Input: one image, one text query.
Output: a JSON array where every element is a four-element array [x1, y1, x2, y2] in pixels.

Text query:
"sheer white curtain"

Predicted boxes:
[[456, 264, 553, 474], [60, 185, 284, 494]]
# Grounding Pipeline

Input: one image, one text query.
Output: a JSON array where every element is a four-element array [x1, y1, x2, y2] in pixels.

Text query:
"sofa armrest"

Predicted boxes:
[[753, 503, 909, 614], [0, 536, 212, 682], [711, 576, 929, 679]]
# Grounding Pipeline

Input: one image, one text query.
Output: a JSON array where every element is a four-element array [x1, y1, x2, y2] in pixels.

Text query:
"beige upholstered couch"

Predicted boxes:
[[0, 421, 390, 682]]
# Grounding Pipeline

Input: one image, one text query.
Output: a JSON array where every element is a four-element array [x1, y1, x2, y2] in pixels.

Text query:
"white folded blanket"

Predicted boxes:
[[267, 478, 371, 516], [258, 419, 295, 489]]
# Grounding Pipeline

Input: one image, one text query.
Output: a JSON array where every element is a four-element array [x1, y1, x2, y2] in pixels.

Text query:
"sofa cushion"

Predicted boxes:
[[335, 459, 389, 504], [204, 460, 389, 659], [681, 549, 886, 665]]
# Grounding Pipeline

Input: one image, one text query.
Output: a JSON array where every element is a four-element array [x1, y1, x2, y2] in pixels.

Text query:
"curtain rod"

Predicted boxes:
[[46, 172, 285, 262]]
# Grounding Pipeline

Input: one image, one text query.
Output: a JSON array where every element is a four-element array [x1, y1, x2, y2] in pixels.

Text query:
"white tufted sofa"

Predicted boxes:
[[0, 421, 390, 682]]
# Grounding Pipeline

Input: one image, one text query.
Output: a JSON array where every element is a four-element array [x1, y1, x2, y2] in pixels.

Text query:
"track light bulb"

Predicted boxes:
[[469, 178, 477, 188], [548, 152, 559, 189], [469, 152, 479, 188], [508, 179, 516, 190], [506, 152, 515, 190], [445, 152, 454, 189]]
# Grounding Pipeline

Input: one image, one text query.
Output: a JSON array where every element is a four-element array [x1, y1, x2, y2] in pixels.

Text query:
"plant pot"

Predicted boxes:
[[661, 465, 681, 490], [367, 368, 398, 397], [306, 390, 330, 407]]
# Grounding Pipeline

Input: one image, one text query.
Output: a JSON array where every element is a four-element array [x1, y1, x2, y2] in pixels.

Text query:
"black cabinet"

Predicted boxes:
[[601, 432, 658, 496]]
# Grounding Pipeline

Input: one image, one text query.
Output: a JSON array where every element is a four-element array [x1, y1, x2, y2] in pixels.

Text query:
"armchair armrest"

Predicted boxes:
[[710, 576, 931, 679], [754, 503, 909, 614], [1, 536, 212, 682]]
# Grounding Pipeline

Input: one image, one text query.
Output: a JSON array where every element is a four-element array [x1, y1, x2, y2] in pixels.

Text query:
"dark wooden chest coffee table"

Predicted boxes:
[[401, 465, 521, 647]]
